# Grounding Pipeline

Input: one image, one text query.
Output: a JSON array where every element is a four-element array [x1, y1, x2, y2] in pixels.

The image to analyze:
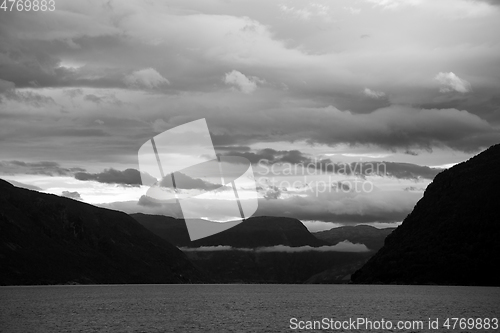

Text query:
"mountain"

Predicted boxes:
[[314, 225, 396, 251], [352, 144, 500, 286], [304, 259, 368, 284], [131, 214, 374, 283], [0, 179, 206, 285], [131, 214, 327, 248], [184, 249, 372, 284]]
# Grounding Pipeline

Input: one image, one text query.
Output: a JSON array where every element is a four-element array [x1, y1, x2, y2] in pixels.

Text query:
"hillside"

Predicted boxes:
[[131, 214, 327, 248], [131, 214, 377, 283], [0, 180, 206, 285], [314, 225, 396, 251], [352, 144, 500, 286]]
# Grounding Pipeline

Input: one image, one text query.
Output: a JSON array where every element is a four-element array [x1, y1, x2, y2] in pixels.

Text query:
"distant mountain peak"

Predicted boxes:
[[131, 214, 327, 248]]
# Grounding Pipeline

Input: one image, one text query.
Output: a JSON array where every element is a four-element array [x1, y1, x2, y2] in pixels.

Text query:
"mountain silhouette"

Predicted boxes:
[[352, 144, 500, 286], [131, 214, 327, 247], [314, 225, 396, 251], [0, 179, 206, 285]]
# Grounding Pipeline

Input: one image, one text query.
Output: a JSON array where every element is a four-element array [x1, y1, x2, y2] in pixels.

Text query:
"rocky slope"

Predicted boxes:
[[352, 144, 500, 286], [0, 179, 206, 285]]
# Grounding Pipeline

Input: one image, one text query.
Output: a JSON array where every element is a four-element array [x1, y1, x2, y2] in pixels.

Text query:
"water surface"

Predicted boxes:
[[1, 285, 498, 332]]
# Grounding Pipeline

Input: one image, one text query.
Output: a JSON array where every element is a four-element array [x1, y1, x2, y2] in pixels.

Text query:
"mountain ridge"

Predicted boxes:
[[131, 213, 328, 248], [314, 225, 396, 251], [0, 179, 207, 285], [352, 144, 500, 286]]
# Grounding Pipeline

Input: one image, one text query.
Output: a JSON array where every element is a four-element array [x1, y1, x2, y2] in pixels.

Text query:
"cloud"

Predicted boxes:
[[83, 94, 122, 105], [254, 188, 422, 223], [279, 5, 313, 20], [435, 72, 472, 93], [61, 190, 82, 200], [180, 245, 242, 252], [364, 0, 498, 18], [473, 0, 500, 6], [215, 146, 251, 152], [0, 0, 498, 169], [263, 186, 282, 200], [124, 68, 170, 89], [3, 179, 42, 191], [74, 168, 155, 186], [101, 181, 422, 224], [313, 161, 441, 180], [63, 89, 84, 98], [0, 160, 85, 176], [0, 80, 56, 106], [224, 148, 441, 180], [222, 148, 312, 164], [152, 119, 169, 132], [206, 105, 497, 152], [429, 162, 459, 169], [302, 220, 345, 232], [279, 3, 332, 21], [104, 198, 184, 217], [0, 79, 15, 94], [158, 172, 220, 191], [137, 195, 163, 207], [344, 6, 362, 14], [179, 241, 370, 252], [224, 70, 263, 94], [364, 88, 386, 99], [403, 186, 425, 192], [365, 0, 421, 9]]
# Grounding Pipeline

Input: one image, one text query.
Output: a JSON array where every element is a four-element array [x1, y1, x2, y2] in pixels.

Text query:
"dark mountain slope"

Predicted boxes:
[[314, 225, 396, 251], [184, 249, 372, 284], [0, 179, 206, 285], [131, 214, 327, 247], [352, 144, 500, 286]]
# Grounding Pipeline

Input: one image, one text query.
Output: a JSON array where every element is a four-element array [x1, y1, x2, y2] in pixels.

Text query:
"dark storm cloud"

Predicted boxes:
[[0, 79, 15, 94], [0, 24, 174, 93], [215, 146, 251, 152], [83, 94, 123, 106], [63, 89, 84, 98], [61, 191, 82, 200], [0, 79, 55, 106], [204, 105, 499, 153], [223, 148, 442, 180], [84, 94, 106, 104], [210, 133, 242, 146], [255, 199, 412, 224], [37, 128, 109, 138], [222, 148, 312, 164], [0, 160, 85, 176], [0, 28, 129, 90], [472, 0, 500, 6], [74, 168, 151, 186], [158, 172, 220, 191], [0, 0, 498, 160], [383, 163, 442, 179], [314, 160, 442, 180]]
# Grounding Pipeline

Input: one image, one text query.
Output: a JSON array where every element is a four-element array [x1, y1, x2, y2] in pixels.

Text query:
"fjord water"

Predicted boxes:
[[1, 285, 498, 332]]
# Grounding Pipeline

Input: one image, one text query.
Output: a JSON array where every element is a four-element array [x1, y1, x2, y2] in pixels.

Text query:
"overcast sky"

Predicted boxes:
[[1, 0, 499, 230]]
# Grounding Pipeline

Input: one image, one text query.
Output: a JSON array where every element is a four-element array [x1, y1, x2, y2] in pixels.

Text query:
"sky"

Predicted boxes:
[[1, 0, 499, 231]]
